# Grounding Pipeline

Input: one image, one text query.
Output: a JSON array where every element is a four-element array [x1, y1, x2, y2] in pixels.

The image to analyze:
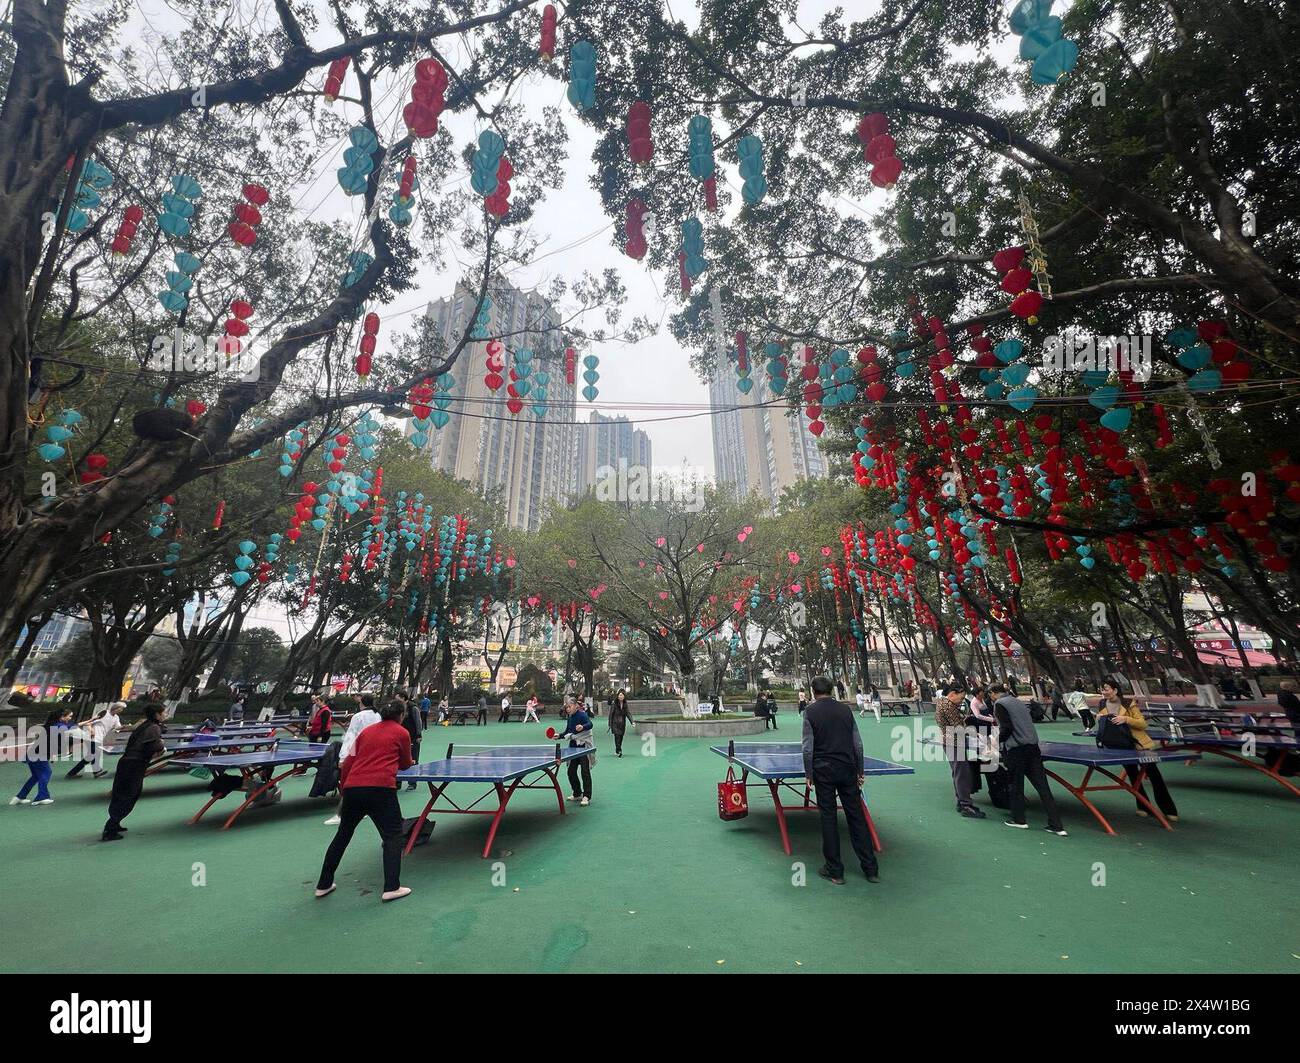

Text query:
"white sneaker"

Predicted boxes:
[[323, 815, 341, 825], [8, 797, 29, 805], [1045, 827, 1068, 837], [1003, 820, 1028, 829], [579, 796, 590, 806], [33, 798, 54, 805]]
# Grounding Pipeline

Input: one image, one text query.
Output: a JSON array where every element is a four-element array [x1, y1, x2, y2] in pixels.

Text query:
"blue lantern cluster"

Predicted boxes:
[[146, 497, 172, 539], [470, 131, 507, 196], [819, 349, 857, 406], [338, 127, 380, 196], [765, 343, 787, 395], [158, 174, 202, 238], [161, 540, 183, 577], [65, 160, 114, 232], [581, 354, 600, 402], [1009, 0, 1079, 85], [279, 422, 307, 477], [37, 408, 81, 462], [736, 135, 766, 205], [687, 115, 715, 180], [680, 218, 706, 280], [231, 540, 257, 588], [158, 252, 202, 315], [567, 42, 597, 111], [1166, 325, 1221, 394]]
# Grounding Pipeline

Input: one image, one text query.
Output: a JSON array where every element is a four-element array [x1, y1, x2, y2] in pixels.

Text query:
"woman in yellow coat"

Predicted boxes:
[[1097, 680, 1179, 821]]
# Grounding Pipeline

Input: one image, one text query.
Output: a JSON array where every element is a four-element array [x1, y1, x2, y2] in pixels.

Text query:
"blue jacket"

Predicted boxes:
[[558, 710, 592, 746]]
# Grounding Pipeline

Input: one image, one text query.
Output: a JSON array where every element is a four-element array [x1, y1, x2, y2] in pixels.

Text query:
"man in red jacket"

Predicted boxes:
[[315, 700, 414, 903]]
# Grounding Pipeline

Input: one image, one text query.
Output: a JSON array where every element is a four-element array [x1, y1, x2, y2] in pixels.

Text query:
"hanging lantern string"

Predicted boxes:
[[1015, 179, 1052, 301]]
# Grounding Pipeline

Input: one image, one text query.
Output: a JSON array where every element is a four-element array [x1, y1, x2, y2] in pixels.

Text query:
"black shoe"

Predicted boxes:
[[101, 832, 123, 842], [817, 865, 846, 885], [864, 869, 880, 883], [406, 783, 417, 790], [959, 805, 987, 819]]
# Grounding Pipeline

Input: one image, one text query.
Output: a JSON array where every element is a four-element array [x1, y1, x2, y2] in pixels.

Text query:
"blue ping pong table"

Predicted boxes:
[[1155, 731, 1300, 799], [928, 736, 1199, 834], [397, 743, 591, 858], [182, 742, 331, 829], [711, 741, 914, 856]]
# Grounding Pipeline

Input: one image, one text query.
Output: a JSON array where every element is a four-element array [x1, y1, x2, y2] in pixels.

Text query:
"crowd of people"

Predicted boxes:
[[9, 665, 1299, 900]]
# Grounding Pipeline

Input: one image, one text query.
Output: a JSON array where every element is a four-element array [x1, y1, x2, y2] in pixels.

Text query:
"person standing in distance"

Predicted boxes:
[[802, 676, 879, 885], [608, 689, 634, 756], [396, 690, 422, 791]]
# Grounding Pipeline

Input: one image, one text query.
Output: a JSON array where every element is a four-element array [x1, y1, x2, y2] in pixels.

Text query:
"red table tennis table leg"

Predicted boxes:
[[187, 763, 308, 829], [1042, 764, 1174, 834], [1174, 744, 1300, 798], [403, 781, 451, 855]]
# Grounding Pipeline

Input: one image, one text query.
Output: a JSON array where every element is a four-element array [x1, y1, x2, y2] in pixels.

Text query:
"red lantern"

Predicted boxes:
[[357, 312, 379, 377], [627, 101, 653, 165], [227, 183, 267, 247], [405, 59, 447, 138], [625, 198, 648, 260], [110, 204, 144, 255], [540, 4, 557, 61], [485, 157, 512, 217], [323, 57, 350, 102]]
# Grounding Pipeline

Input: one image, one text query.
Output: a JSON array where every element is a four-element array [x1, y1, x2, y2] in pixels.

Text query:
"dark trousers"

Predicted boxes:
[[1079, 708, 1096, 729], [317, 786, 405, 892], [566, 753, 592, 798], [1124, 763, 1178, 816], [612, 730, 625, 755], [811, 761, 877, 877], [498, 709, 510, 722], [67, 739, 100, 777], [1004, 743, 1064, 830], [104, 762, 146, 834]]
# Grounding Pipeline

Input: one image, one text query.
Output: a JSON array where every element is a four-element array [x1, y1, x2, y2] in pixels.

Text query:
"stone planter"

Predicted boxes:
[[630, 714, 767, 738]]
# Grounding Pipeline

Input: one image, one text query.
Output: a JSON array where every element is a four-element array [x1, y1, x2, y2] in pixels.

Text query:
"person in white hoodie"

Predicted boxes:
[[324, 694, 382, 825], [66, 702, 124, 779]]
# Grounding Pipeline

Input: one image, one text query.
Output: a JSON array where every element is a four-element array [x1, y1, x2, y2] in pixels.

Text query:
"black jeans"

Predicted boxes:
[[811, 761, 877, 877], [1004, 743, 1064, 830], [566, 753, 592, 798], [104, 762, 147, 834], [317, 786, 405, 893], [67, 739, 100, 777], [1124, 763, 1178, 816], [1078, 708, 1096, 729], [612, 730, 625, 755]]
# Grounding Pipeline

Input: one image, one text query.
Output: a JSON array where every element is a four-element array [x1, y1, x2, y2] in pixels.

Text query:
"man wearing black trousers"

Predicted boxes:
[[990, 683, 1068, 837], [802, 676, 878, 886]]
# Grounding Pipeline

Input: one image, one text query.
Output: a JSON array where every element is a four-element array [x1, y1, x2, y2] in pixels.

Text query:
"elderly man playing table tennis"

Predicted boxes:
[[555, 699, 595, 806], [802, 676, 879, 886]]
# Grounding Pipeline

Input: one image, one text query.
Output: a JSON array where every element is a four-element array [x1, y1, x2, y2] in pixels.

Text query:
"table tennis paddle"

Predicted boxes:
[[545, 726, 558, 739]]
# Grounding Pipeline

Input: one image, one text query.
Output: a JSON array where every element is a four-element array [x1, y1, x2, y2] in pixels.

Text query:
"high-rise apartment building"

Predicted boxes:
[[708, 346, 826, 508], [576, 412, 652, 494], [422, 280, 580, 531]]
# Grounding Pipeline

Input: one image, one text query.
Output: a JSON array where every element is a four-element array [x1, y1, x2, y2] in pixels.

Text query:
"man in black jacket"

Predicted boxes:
[[802, 676, 878, 885], [102, 703, 166, 841]]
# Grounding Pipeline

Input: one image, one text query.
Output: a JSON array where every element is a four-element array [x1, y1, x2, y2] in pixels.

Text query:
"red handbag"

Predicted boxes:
[[718, 765, 749, 820]]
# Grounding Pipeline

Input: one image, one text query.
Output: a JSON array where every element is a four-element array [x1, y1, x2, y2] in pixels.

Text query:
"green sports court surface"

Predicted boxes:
[[2, 717, 1297, 973]]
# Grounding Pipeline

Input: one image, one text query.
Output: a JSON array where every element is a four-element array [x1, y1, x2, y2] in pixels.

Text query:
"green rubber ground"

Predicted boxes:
[[2, 717, 1297, 973]]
